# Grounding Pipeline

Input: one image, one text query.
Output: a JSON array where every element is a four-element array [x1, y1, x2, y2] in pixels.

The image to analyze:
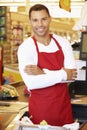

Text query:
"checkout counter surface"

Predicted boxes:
[[71, 95, 87, 105]]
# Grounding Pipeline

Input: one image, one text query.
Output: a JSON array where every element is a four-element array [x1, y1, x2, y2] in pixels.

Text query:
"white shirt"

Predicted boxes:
[[17, 34, 76, 90]]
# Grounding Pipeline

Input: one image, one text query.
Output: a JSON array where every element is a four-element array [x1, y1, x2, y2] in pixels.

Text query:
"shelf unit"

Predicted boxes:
[[0, 6, 6, 44], [10, 22, 23, 64], [0, 7, 11, 64]]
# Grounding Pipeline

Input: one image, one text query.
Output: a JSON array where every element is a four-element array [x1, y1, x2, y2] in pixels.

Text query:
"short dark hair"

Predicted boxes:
[[29, 4, 50, 19]]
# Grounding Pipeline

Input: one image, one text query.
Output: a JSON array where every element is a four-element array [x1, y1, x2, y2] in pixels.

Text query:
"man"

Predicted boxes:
[[17, 4, 77, 126]]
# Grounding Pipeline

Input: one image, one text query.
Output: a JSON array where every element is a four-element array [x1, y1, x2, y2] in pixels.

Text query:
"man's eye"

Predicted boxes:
[[42, 18, 47, 21], [33, 19, 37, 22]]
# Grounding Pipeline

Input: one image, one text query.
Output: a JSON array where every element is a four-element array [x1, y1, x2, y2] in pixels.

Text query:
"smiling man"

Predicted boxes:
[[17, 4, 77, 126]]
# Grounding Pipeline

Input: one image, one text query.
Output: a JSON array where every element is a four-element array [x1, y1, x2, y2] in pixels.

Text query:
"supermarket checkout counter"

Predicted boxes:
[[3, 94, 87, 130]]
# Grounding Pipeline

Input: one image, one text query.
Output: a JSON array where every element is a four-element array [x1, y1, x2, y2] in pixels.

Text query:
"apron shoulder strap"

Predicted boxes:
[[50, 34, 62, 50], [32, 36, 39, 53]]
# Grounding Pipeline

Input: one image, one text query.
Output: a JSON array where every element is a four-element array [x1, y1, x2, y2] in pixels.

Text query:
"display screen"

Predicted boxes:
[[80, 32, 87, 60], [82, 33, 87, 53]]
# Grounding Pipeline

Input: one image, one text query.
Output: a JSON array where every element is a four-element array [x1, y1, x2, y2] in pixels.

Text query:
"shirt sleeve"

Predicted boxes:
[[63, 39, 76, 68], [17, 38, 67, 90]]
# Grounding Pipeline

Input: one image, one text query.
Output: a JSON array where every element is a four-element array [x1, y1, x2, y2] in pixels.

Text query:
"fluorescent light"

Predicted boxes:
[[10, 6, 18, 12]]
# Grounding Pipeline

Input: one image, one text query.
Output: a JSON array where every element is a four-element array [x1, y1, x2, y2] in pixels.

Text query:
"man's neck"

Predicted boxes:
[[34, 34, 51, 46]]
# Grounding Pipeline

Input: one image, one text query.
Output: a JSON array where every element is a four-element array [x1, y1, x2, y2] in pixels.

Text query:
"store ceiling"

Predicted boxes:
[[17, 0, 86, 26], [1, 0, 85, 27], [16, 0, 85, 19]]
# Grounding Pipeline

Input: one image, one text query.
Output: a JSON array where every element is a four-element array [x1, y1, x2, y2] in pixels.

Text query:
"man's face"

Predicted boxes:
[[29, 10, 51, 37]]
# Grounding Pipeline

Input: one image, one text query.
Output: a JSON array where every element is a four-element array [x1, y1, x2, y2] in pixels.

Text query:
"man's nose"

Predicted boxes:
[[38, 20, 42, 26]]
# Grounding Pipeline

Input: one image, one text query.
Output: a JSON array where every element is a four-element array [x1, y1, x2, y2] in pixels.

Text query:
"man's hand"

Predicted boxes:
[[24, 65, 45, 75], [63, 68, 77, 80]]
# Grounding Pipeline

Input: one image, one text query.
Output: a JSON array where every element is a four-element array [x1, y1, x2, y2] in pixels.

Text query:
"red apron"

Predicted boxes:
[[29, 34, 73, 126]]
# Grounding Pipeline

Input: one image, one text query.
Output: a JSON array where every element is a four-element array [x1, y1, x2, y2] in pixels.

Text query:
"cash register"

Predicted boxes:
[[69, 31, 87, 125]]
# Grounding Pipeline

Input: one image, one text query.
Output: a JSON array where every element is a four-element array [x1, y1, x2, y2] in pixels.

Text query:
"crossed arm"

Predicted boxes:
[[24, 65, 77, 81]]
